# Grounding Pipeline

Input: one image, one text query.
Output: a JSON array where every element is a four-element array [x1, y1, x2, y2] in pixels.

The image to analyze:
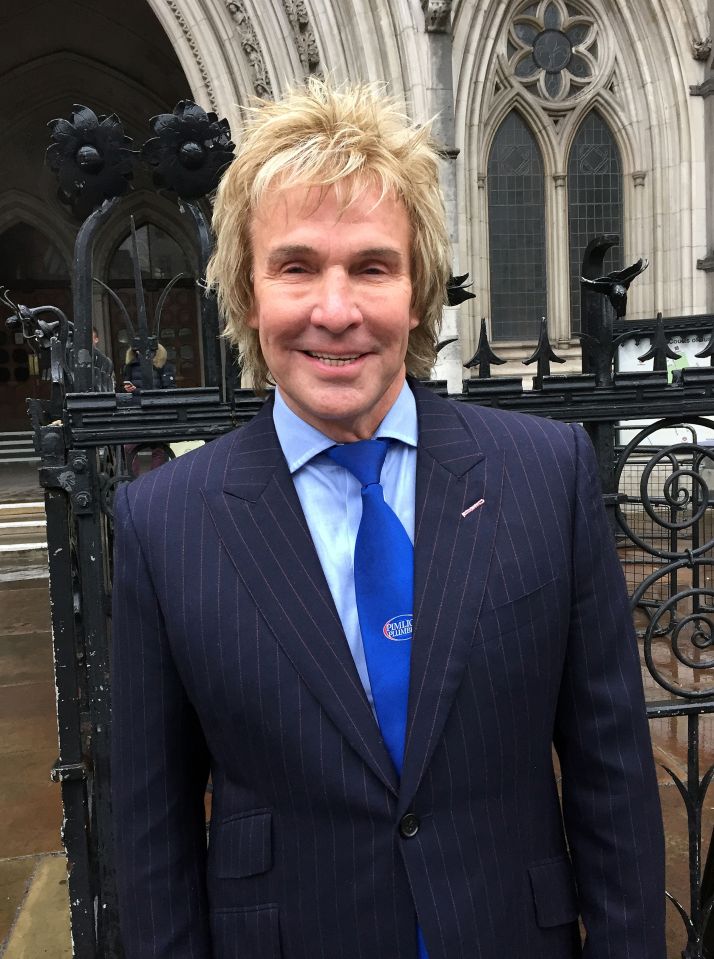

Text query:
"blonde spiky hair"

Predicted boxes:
[[206, 78, 452, 391]]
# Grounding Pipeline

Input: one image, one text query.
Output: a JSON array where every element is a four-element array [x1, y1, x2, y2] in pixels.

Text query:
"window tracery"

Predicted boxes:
[[508, 0, 599, 103]]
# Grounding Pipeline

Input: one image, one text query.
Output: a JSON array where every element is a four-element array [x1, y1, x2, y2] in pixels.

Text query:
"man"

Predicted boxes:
[[111, 80, 665, 959]]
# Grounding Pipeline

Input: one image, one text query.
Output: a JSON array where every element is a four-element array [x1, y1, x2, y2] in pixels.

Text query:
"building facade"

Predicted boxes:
[[1, 0, 712, 423]]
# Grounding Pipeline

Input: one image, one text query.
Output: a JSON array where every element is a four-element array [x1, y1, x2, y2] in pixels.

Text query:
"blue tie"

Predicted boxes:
[[326, 438, 413, 770], [326, 439, 428, 959]]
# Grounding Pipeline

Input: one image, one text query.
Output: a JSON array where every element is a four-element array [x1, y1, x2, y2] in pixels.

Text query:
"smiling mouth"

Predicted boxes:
[[305, 351, 362, 366]]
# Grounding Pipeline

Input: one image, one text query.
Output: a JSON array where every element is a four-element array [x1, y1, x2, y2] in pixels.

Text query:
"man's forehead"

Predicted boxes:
[[251, 179, 405, 226]]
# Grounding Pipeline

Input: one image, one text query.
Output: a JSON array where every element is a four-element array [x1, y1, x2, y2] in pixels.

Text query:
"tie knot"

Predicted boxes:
[[326, 438, 389, 488]]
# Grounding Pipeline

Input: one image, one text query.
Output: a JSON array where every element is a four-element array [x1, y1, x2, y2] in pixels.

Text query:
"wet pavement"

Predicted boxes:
[[0, 462, 711, 956], [0, 463, 69, 955]]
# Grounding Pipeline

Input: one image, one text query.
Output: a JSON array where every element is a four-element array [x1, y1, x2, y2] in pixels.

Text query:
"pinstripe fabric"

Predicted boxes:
[[111, 382, 665, 959]]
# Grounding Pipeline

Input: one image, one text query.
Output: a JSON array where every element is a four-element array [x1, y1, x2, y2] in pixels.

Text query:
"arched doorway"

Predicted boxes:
[[0, 0, 195, 432], [0, 223, 71, 430]]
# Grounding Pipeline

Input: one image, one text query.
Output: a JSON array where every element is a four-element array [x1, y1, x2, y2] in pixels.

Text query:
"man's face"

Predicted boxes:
[[248, 182, 419, 442]]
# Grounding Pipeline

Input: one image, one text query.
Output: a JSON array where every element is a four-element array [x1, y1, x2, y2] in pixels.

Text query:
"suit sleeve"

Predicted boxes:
[[111, 481, 212, 958], [553, 424, 666, 959]]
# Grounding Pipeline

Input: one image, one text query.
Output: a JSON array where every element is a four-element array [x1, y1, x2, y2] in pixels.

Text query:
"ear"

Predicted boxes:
[[409, 308, 420, 331]]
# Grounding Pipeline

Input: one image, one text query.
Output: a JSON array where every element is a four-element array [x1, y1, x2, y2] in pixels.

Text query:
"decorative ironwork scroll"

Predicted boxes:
[[618, 421, 714, 957]]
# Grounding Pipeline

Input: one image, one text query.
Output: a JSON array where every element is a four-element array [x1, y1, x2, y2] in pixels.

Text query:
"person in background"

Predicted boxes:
[[122, 342, 175, 474], [122, 342, 175, 392], [90, 325, 114, 384]]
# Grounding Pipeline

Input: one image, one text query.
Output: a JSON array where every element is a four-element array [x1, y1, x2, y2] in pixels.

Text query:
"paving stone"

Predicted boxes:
[[0, 857, 38, 947], [0, 585, 51, 636], [0, 465, 42, 505], [0, 683, 63, 859], [0, 633, 53, 687], [2, 855, 71, 958]]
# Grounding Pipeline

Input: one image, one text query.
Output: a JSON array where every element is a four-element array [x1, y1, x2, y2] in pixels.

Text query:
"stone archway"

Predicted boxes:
[[0, 0, 199, 430], [140, 0, 431, 134]]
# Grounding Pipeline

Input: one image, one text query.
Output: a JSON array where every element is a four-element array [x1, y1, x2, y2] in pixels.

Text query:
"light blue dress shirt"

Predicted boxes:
[[273, 382, 417, 706]]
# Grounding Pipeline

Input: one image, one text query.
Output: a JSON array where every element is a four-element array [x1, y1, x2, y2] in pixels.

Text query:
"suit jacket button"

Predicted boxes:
[[399, 813, 420, 838]]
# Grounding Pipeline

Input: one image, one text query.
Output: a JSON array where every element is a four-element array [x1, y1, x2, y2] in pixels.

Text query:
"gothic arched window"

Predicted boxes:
[[487, 110, 547, 340], [567, 110, 623, 330], [108, 223, 191, 281]]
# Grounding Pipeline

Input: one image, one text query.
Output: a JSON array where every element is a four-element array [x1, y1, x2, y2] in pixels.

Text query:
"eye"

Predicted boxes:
[[359, 263, 389, 276], [282, 263, 310, 275]]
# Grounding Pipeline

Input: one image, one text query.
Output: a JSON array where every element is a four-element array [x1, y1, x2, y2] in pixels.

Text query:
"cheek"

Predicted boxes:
[[253, 307, 304, 351]]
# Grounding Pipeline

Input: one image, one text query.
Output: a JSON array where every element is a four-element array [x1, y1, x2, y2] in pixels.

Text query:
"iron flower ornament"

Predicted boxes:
[[141, 100, 235, 200], [46, 105, 134, 217]]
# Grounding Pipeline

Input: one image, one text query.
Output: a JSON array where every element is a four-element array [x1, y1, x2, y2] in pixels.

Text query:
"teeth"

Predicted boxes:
[[307, 352, 359, 366]]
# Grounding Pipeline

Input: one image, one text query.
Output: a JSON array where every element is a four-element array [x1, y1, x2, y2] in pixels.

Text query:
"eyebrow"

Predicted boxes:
[[267, 245, 313, 266], [266, 244, 405, 268], [357, 247, 405, 261]]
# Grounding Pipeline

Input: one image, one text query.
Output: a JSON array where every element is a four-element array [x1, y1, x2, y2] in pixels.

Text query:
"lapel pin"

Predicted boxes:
[[461, 498, 485, 518]]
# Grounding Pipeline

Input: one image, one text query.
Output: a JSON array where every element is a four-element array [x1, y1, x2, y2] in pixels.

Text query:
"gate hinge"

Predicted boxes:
[[39, 465, 77, 493], [51, 759, 88, 783]]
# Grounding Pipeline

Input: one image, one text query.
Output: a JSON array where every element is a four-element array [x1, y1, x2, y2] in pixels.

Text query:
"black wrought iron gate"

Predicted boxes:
[[3, 101, 714, 958]]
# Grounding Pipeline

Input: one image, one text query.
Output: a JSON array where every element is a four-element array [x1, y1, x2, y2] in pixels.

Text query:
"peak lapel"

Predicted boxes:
[[201, 404, 398, 796], [399, 387, 504, 811]]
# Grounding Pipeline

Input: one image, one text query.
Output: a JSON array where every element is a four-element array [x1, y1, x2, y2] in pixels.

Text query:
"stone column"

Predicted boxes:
[[693, 7, 714, 309], [548, 173, 570, 349], [421, 0, 463, 393]]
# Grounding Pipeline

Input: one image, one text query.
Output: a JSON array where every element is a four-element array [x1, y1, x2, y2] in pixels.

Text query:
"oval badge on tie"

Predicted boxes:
[[383, 614, 413, 641]]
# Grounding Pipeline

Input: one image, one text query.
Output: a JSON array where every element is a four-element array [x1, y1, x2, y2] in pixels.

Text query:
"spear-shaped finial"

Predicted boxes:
[[464, 318, 506, 379], [129, 216, 155, 387], [637, 312, 678, 372], [695, 320, 714, 366], [523, 316, 565, 389]]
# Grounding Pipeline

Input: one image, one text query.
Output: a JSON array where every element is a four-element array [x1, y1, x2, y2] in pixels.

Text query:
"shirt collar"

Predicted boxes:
[[273, 380, 418, 476]]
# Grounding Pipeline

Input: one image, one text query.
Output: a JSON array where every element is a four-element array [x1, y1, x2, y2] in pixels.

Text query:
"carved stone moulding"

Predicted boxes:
[[697, 251, 714, 272], [226, 1, 274, 98], [165, 0, 218, 111], [691, 36, 712, 62], [422, 0, 452, 33], [690, 77, 714, 98], [282, 0, 322, 75]]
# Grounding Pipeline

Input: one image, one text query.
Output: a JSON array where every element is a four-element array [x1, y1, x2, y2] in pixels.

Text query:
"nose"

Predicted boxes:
[[310, 268, 362, 332]]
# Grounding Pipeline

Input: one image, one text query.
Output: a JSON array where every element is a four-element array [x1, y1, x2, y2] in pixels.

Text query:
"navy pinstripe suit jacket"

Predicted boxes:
[[111, 382, 665, 959]]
